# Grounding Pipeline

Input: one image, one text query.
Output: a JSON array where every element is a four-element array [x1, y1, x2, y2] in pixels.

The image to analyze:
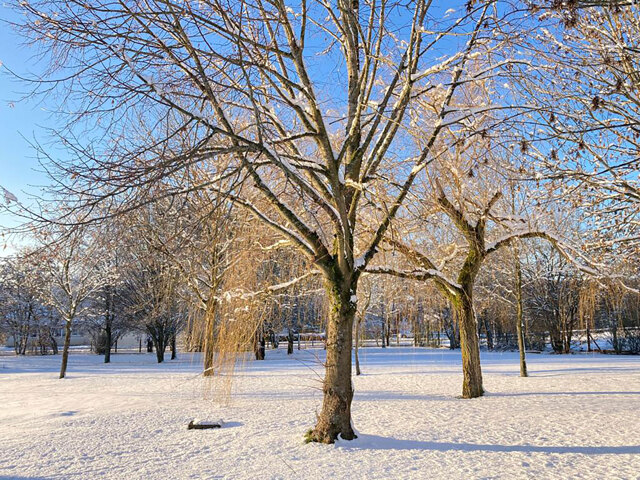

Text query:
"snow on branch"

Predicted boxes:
[[366, 266, 461, 296], [1, 186, 18, 205]]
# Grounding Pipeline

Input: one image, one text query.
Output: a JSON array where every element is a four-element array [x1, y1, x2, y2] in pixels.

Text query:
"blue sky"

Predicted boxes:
[[1, 5, 51, 231], [0, 0, 478, 241]]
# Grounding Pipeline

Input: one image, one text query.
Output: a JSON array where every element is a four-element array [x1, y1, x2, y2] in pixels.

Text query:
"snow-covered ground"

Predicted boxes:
[[1, 348, 639, 479]]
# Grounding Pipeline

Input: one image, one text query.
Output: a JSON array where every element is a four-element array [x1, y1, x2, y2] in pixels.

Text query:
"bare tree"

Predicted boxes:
[[39, 228, 102, 378], [369, 131, 592, 396], [0, 253, 53, 355], [512, 3, 640, 270], [12, 0, 511, 442]]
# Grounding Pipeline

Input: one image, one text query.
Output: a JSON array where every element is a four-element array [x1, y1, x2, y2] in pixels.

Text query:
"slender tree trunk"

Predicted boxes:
[[104, 289, 112, 363], [170, 333, 177, 360], [104, 322, 112, 364], [514, 246, 528, 377], [483, 315, 494, 351], [51, 335, 58, 355], [456, 291, 484, 398], [385, 316, 390, 347], [59, 319, 72, 379], [203, 300, 217, 376], [287, 329, 294, 355], [254, 331, 265, 360], [153, 329, 166, 363], [309, 280, 356, 443], [354, 315, 361, 376]]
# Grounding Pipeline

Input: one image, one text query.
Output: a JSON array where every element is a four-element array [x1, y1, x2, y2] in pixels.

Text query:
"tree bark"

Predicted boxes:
[[309, 280, 356, 443], [456, 292, 484, 398], [354, 315, 361, 376], [170, 333, 177, 360], [104, 323, 112, 364], [59, 319, 72, 379], [514, 247, 528, 377], [203, 300, 217, 376], [287, 329, 294, 355], [483, 315, 494, 351], [254, 331, 265, 360], [155, 340, 165, 363]]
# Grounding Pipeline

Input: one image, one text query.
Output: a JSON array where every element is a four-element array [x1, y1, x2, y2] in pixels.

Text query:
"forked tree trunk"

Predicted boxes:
[[456, 291, 484, 398], [59, 319, 72, 379], [309, 281, 356, 443], [153, 332, 166, 363]]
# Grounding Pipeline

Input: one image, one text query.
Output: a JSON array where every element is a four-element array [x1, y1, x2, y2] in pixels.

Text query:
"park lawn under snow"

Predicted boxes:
[[1, 348, 639, 480]]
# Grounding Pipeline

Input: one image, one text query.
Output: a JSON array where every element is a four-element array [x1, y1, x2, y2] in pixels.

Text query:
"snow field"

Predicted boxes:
[[1, 348, 639, 479]]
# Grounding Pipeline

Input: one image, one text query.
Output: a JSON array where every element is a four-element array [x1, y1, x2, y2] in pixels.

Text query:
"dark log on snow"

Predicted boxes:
[[188, 420, 223, 430]]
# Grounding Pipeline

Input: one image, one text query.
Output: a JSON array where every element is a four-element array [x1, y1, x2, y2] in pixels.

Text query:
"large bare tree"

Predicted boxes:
[[12, 0, 510, 442]]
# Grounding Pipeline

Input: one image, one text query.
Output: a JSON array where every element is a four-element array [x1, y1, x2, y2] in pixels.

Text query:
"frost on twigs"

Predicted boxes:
[[1, 186, 18, 205]]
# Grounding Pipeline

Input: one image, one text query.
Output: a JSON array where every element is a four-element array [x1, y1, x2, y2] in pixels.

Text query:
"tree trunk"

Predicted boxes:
[[153, 330, 166, 363], [50, 332, 58, 355], [309, 281, 356, 443], [483, 315, 494, 351], [354, 315, 361, 376], [59, 319, 72, 379], [385, 316, 391, 347], [170, 333, 177, 360], [104, 323, 112, 364], [514, 248, 528, 377], [456, 291, 484, 398], [155, 341, 165, 363], [203, 300, 217, 376], [287, 329, 294, 355], [254, 331, 265, 360]]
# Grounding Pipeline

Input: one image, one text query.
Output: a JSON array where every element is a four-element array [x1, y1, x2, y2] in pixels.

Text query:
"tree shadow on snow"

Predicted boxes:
[[0, 477, 54, 479], [338, 434, 640, 455], [488, 391, 640, 398]]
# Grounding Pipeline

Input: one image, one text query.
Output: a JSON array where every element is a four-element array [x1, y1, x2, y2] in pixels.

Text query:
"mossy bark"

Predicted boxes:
[[455, 291, 484, 398], [309, 278, 357, 443]]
